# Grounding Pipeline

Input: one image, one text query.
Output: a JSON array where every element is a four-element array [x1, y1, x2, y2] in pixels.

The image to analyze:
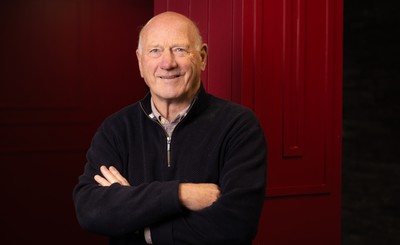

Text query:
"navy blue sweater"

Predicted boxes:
[[73, 86, 267, 244]]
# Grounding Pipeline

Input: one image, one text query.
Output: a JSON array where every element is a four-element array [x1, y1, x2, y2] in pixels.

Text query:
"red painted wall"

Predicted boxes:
[[0, 1, 153, 244]]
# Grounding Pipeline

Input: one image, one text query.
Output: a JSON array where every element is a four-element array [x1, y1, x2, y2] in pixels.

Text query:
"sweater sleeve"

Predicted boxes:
[[72, 121, 183, 237], [150, 111, 267, 245]]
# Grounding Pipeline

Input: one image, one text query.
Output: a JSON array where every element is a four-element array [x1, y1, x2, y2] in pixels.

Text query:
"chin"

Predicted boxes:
[[155, 92, 181, 101]]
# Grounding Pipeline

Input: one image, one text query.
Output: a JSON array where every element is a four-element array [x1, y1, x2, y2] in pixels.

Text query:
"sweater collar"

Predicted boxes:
[[140, 82, 210, 120]]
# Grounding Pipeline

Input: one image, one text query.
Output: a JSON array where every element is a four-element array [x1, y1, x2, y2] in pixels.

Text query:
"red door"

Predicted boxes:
[[1, 1, 152, 244], [154, 0, 343, 244]]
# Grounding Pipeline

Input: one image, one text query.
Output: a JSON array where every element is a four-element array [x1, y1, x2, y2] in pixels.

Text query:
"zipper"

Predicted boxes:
[[140, 103, 175, 167], [166, 136, 171, 167], [140, 96, 197, 168]]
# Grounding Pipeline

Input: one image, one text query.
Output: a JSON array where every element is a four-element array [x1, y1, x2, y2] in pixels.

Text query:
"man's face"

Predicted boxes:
[[136, 16, 207, 103]]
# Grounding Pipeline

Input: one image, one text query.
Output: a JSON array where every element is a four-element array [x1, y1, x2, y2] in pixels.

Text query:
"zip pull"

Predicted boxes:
[[166, 136, 171, 167]]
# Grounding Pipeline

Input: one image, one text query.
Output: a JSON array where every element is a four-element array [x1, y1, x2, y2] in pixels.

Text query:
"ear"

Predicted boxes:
[[136, 49, 144, 78], [199, 44, 208, 71]]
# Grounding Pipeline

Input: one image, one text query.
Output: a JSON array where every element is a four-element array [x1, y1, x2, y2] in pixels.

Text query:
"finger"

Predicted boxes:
[[100, 165, 119, 184], [109, 166, 131, 186], [94, 174, 111, 186]]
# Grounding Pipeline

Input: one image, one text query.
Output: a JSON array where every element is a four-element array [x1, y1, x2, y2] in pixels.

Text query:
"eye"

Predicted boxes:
[[148, 48, 162, 57], [173, 47, 188, 56]]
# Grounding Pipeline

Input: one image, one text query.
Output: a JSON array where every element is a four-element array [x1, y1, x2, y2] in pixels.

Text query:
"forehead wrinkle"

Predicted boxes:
[[144, 34, 191, 49]]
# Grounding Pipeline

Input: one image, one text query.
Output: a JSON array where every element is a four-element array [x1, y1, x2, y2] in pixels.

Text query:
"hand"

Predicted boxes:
[[94, 165, 130, 187], [178, 183, 221, 211]]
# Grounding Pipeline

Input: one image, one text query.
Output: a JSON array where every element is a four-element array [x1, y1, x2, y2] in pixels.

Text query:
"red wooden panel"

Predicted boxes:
[[166, 0, 190, 15], [206, 0, 233, 100], [256, 195, 341, 245], [252, 0, 342, 244], [153, 0, 167, 14], [242, 0, 262, 109], [231, 0, 244, 103], [283, 0, 305, 157], [255, 0, 340, 197]]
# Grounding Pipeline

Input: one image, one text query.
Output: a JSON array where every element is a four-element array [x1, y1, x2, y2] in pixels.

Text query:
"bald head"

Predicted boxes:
[[137, 11, 203, 54]]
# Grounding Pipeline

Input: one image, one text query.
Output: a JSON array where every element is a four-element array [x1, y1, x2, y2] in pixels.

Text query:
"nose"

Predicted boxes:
[[160, 50, 177, 70]]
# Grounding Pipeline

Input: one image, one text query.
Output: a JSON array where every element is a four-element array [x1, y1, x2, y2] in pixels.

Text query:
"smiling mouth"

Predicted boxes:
[[158, 74, 182, 79]]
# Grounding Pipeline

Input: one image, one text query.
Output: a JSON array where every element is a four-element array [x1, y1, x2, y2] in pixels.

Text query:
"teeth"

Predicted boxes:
[[159, 75, 180, 79]]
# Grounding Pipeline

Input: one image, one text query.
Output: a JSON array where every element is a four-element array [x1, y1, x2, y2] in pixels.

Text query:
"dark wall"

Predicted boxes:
[[343, 1, 400, 244], [0, 1, 153, 244]]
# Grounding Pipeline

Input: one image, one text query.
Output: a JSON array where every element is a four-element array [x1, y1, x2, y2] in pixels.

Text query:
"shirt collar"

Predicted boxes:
[[149, 99, 191, 124]]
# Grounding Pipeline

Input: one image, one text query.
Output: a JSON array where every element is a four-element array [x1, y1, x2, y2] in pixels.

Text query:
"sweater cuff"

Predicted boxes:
[[158, 180, 183, 216], [151, 180, 182, 244]]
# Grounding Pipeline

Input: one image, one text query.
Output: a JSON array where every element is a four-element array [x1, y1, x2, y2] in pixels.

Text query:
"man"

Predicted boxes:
[[73, 11, 267, 245]]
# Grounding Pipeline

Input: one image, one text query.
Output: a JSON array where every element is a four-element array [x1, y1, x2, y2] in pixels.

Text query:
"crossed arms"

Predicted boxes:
[[95, 165, 221, 212]]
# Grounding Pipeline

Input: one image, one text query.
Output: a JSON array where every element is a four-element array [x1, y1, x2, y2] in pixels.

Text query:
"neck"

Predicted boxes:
[[150, 82, 201, 121], [152, 96, 192, 122]]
